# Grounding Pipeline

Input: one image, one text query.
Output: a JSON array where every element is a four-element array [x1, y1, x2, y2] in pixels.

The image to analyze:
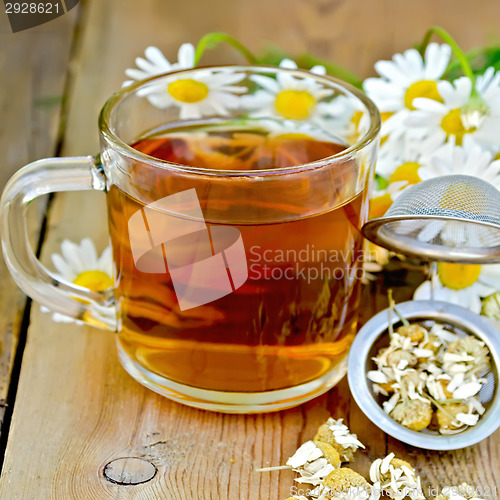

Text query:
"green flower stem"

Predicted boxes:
[[298, 53, 363, 89], [388, 289, 410, 328], [420, 26, 477, 95], [194, 32, 258, 65]]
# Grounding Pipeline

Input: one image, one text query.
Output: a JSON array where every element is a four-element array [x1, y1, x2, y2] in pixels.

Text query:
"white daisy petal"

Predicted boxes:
[[176, 43, 195, 68], [124, 68, 150, 81], [424, 43, 451, 79], [145, 46, 173, 69], [279, 58, 298, 70], [61, 240, 85, 274], [249, 74, 281, 93], [80, 238, 98, 268], [51, 254, 76, 280]]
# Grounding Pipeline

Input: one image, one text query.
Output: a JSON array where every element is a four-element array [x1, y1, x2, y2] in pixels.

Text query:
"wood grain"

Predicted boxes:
[[1, 0, 500, 498], [0, 6, 78, 434]]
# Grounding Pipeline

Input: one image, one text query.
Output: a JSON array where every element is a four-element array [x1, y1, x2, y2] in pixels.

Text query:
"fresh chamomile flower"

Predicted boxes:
[[408, 68, 500, 152], [143, 69, 247, 119], [241, 63, 355, 138], [124, 44, 246, 120], [418, 137, 500, 189], [41, 238, 115, 326], [363, 43, 451, 146], [284, 54, 360, 141], [375, 132, 443, 181], [123, 43, 195, 87], [413, 262, 500, 314]]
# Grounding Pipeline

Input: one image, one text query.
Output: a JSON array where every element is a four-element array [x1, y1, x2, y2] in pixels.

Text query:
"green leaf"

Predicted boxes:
[[445, 45, 500, 79], [194, 32, 257, 65], [375, 174, 389, 191]]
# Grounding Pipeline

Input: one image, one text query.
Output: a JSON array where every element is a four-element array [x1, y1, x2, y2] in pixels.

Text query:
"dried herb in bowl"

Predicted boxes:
[[367, 295, 493, 434]]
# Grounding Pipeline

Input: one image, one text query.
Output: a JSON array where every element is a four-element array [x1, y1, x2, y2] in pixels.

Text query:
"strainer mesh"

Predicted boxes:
[[367, 175, 500, 259], [386, 175, 500, 227]]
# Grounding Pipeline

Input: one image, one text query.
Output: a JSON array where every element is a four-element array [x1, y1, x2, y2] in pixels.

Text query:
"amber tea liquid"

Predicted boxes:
[[108, 120, 366, 393]]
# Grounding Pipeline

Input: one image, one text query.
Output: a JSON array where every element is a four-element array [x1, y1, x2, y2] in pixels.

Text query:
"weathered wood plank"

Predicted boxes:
[[1, 0, 500, 498], [0, 7, 78, 434]]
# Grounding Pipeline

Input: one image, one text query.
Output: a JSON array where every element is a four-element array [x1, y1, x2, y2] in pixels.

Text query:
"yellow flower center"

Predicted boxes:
[[389, 162, 422, 185], [73, 271, 113, 292], [168, 79, 209, 103], [404, 80, 442, 110], [494, 152, 500, 161], [274, 90, 316, 120], [437, 262, 481, 290], [440, 108, 475, 145], [369, 193, 393, 219]]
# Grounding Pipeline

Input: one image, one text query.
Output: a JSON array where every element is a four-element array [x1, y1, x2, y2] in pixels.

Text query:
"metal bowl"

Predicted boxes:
[[347, 300, 500, 450]]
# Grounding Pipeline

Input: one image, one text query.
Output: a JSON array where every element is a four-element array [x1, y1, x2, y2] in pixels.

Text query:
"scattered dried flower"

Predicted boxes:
[[369, 453, 425, 500], [285, 440, 340, 486], [313, 418, 365, 462]]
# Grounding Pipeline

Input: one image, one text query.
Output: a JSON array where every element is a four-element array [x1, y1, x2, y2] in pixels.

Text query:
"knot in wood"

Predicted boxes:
[[103, 457, 157, 485]]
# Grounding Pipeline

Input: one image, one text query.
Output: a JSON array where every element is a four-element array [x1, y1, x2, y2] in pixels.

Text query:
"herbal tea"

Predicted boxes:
[[108, 120, 367, 392]]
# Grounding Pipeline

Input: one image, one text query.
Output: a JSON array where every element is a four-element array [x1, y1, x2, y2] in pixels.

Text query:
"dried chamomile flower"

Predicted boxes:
[[396, 324, 426, 343], [314, 441, 342, 469], [419, 330, 444, 355], [318, 468, 372, 499], [369, 453, 425, 500], [286, 440, 340, 486], [429, 323, 459, 343], [257, 439, 340, 485], [436, 402, 476, 433], [316, 484, 380, 500], [444, 337, 490, 376], [313, 418, 365, 462], [426, 376, 453, 401], [390, 399, 433, 431], [387, 349, 418, 370]]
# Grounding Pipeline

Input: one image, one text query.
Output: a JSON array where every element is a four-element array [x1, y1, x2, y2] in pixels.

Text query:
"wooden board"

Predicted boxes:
[[1, 0, 500, 498], [0, 6, 78, 435]]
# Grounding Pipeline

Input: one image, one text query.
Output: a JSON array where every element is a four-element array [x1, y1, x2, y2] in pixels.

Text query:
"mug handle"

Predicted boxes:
[[0, 155, 117, 331]]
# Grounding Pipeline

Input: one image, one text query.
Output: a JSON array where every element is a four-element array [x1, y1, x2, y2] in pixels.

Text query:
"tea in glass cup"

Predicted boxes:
[[0, 66, 380, 412]]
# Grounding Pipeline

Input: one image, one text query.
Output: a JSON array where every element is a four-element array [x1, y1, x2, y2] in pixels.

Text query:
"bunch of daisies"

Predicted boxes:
[[361, 33, 500, 316]]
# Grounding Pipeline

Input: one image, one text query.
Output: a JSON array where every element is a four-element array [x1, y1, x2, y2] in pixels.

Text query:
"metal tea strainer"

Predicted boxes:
[[363, 175, 500, 263]]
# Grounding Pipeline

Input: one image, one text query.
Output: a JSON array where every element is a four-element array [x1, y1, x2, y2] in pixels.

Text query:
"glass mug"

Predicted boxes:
[[0, 66, 380, 413]]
